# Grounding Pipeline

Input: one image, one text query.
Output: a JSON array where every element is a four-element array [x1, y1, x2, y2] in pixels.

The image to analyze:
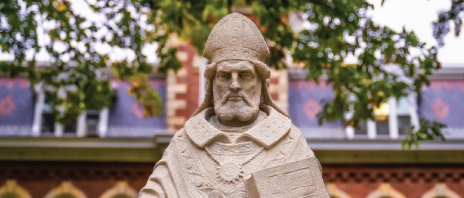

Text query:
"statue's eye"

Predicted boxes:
[[218, 73, 230, 80], [240, 72, 252, 79]]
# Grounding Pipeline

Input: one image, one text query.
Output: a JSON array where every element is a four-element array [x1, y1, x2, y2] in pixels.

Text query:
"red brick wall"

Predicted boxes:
[[323, 163, 464, 197], [173, 45, 200, 128], [0, 161, 153, 197], [166, 43, 200, 130]]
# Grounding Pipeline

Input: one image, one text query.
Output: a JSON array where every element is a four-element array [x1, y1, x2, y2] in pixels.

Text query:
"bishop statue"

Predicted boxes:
[[140, 13, 330, 198]]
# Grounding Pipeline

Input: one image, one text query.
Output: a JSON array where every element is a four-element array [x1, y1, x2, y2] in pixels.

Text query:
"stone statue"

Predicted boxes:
[[140, 13, 329, 198]]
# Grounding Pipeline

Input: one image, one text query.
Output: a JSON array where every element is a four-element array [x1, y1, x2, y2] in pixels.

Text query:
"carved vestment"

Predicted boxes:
[[139, 106, 323, 198]]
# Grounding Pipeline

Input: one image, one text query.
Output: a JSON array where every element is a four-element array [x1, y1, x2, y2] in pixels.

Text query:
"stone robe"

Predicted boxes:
[[139, 105, 323, 198]]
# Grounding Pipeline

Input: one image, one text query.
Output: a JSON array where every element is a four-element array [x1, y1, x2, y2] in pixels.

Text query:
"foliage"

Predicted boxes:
[[402, 119, 446, 149], [0, 0, 168, 123], [432, 0, 463, 47], [0, 0, 452, 146]]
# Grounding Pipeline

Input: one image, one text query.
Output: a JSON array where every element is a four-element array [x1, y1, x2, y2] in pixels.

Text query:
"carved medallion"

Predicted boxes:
[[217, 162, 244, 184]]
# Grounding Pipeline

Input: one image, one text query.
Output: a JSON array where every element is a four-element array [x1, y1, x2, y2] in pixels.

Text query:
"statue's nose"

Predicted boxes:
[[230, 73, 241, 91], [230, 81, 241, 91]]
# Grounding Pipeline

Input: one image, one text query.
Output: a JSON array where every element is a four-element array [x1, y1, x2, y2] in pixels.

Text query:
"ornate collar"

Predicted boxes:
[[184, 105, 292, 149]]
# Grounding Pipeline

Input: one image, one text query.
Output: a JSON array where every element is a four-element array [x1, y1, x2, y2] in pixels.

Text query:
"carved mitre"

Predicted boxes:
[[203, 12, 270, 64]]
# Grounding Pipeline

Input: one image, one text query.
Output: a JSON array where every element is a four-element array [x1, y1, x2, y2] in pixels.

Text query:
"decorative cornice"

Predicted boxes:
[[0, 136, 171, 162], [1, 136, 464, 163]]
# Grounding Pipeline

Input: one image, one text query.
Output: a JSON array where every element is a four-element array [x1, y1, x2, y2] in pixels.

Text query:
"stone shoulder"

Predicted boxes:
[[289, 124, 314, 159], [171, 128, 191, 147], [172, 128, 186, 140], [289, 124, 305, 140], [158, 128, 188, 160]]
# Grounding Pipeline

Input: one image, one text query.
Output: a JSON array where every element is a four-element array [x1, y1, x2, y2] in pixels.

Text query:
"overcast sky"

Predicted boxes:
[[368, 0, 463, 67]]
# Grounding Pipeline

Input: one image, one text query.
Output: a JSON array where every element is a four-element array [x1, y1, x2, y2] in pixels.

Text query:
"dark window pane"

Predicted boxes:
[[64, 122, 77, 134], [376, 119, 389, 135], [354, 121, 367, 135], [86, 111, 100, 137], [398, 115, 411, 135], [43, 93, 54, 112], [41, 93, 55, 134], [41, 113, 55, 134]]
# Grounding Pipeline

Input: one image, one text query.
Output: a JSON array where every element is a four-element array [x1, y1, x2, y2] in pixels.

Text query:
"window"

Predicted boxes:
[[350, 95, 418, 139], [44, 181, 86, 198], [76, 108, 108, 137], [40, 93, 55, 134], [421, 183, 460, 198], [326, 183, 351, 198], [366, 183, 405, 198], [397, 97, 411, 135], [100, 181, 137, 198], [0, 180, 31, 198], [32, 87, 109, 137], [354, 121, 367, 136], [39, 93, 77, 136], [374, 102, 390, 135], [63, 123, 77, 134], [84, 110, 100, 137]]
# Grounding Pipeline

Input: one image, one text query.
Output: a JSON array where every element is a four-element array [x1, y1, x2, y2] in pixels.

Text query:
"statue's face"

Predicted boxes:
[[213, 60, 262, 123]]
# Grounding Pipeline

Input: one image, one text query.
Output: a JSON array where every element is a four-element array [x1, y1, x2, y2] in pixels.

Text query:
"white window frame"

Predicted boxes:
[[32, 84, 44, 137], [32, 85, 109, 137], [344, 94, 420, 140], [76, 108, 109, 137]]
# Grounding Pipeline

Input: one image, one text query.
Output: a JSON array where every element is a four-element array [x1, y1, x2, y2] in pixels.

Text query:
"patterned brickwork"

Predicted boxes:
[[0, 96, 15, 117], [0, 161, 152, 198], [166, 44, 200, 130], [420, 80, 464, 127], [288, 79, 344, 128], [0, 78, 34, 136], [268, 68, 289, 113], [322, 163, 464, 198]]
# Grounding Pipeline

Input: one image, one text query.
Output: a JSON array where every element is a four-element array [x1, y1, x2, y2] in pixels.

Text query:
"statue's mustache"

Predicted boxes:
[[220, 91, 252, 106]]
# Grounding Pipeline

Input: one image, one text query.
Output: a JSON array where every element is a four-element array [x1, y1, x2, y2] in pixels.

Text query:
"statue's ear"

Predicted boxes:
[[266, 79, 270, 88], [204, 62, 218, 79]]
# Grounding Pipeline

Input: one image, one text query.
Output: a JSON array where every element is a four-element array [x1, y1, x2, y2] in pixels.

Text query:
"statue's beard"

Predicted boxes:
[[214, 91, 260, 122]]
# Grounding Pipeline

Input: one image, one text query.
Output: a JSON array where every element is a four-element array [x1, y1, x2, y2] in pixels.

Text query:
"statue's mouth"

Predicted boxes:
[[227, 96, 243, 101]]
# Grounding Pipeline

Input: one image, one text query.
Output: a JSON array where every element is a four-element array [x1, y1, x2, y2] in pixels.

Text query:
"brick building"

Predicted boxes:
[[1, 30, 464, 198]]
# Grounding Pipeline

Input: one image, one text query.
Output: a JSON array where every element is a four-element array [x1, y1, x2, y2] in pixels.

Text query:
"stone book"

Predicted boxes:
[[245, 157, 330, 198]]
